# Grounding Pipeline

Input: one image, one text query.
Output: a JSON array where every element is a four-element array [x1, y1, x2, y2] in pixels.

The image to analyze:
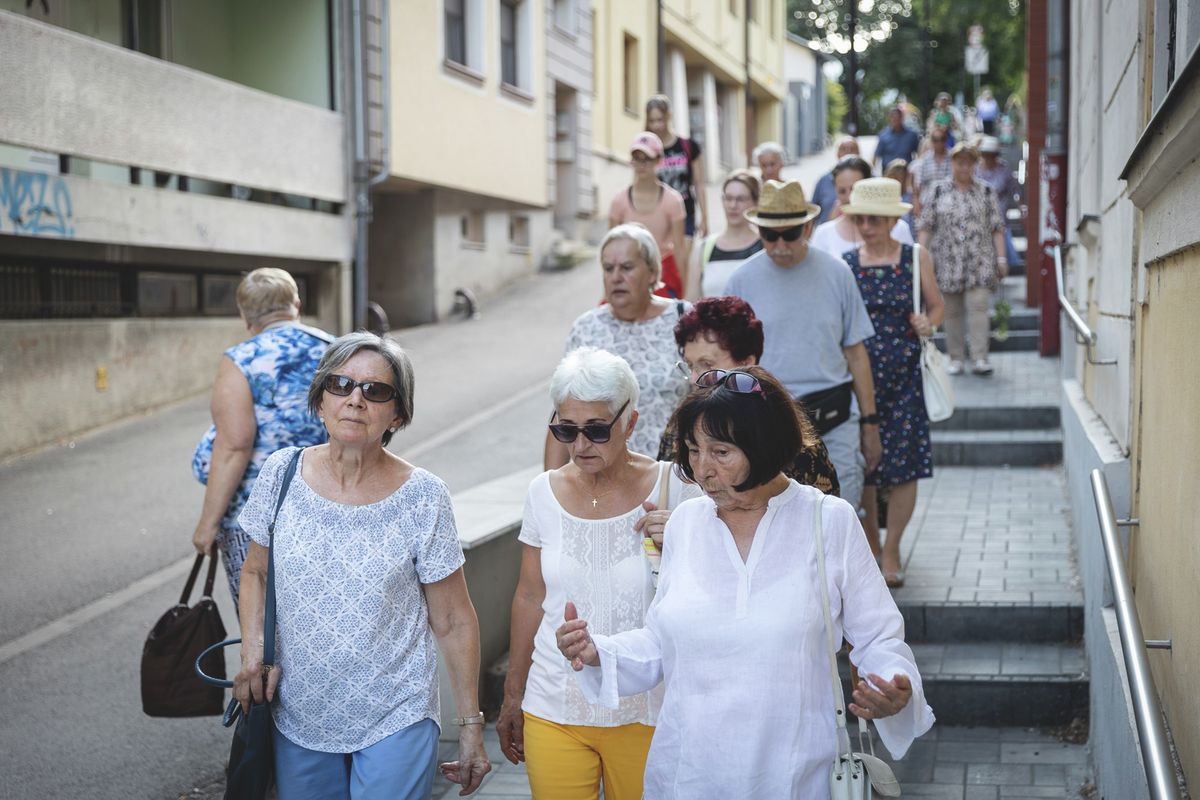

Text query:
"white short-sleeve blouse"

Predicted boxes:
[[517, 465, 701, 727], [238, 447, 465, 753]]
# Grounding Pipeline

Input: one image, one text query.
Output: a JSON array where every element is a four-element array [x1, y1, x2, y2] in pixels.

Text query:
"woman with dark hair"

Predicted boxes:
[[656, 296, 839, 498], [690, 171, 762, 298], [645, 94, 708, 267], [556, 366, 934, 798], [809, 155, 913, 258]]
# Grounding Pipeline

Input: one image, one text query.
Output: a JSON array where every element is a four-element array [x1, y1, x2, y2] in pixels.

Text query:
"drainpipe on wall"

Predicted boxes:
[[656, 0, 665, 91], [744, 0, 752, 165]]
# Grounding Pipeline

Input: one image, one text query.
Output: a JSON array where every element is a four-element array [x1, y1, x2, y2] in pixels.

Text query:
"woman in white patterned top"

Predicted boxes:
[[545, 224, 691, 469], [232, 332, 490, 799], [500, 347, 701, 800]]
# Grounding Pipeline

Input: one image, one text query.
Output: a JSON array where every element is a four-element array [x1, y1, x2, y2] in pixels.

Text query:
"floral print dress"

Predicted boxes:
[[191, 322, 331, 601], [844, 245, 932, 487]]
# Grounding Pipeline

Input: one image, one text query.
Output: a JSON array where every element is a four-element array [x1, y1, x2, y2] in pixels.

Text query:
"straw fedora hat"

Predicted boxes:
[[743, 180, 821, 228], [838, 177, 912, 218]]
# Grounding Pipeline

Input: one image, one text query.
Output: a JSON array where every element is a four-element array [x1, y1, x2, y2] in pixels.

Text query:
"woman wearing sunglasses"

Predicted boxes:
[[189, 268, 334, 606], [556, 366, 933, 798], [232, 332, 491, 798], [657, 296, 840, 500], [841, 178, 945, 588], [501, 347, 701, 800]]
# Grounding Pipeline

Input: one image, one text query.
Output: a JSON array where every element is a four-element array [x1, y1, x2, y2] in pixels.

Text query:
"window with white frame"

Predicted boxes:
[[554, 0, 576, 35], [499, 0, 532, 93], [445, 0, 484, 76]]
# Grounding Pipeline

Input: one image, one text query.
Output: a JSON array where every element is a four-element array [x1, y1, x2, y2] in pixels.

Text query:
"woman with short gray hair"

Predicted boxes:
[[233, 332, 491, 797], [190, 267, 333, 604], [500, 347, 701, 799], [544, 224, 690, 469]]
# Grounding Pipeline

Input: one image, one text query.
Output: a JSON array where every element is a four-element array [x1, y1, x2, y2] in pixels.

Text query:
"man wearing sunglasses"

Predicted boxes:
[[726, 180, 882, 515]]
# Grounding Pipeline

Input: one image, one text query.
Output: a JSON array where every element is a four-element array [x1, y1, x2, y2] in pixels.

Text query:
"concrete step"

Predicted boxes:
[[933, 329, 1040, 352], [930, 405, 1060, 431], [931, 429, 1063, 466], [898, 601, 1082, 644], [840, 642, 1088, 728]]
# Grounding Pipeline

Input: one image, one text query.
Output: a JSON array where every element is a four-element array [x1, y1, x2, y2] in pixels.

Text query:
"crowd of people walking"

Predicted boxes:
[[184, 88, 1021, 797]]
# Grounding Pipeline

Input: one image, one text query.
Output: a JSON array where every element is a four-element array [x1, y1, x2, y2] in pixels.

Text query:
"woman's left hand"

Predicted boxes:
[[438, 725, 492, 796], [909, 312, 934, 338], [848, 672, 913, 720]]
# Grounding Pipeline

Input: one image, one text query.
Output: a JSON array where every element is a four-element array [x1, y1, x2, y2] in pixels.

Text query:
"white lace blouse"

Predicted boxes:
[[238, 447, 465, 753], [518, 466, 702, 727]]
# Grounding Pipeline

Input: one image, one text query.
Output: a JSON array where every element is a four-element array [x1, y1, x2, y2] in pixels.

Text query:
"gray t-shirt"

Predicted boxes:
[[725, 247, 875, 398]]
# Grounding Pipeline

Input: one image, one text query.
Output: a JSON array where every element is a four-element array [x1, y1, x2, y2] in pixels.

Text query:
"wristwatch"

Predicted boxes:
[[859, 414, 882, 426], [453, 712, 486, 726]]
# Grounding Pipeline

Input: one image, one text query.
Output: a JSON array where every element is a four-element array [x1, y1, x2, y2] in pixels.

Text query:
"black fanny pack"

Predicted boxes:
[[799, 381, 854, 435]]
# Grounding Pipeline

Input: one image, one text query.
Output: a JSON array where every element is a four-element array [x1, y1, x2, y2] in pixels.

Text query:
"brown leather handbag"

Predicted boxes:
[[140, 551, 227, 717]]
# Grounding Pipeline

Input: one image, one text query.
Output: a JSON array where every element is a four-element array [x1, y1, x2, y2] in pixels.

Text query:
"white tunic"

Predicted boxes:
[[518, 466, 702, 727], [576, 481, 935, 798]]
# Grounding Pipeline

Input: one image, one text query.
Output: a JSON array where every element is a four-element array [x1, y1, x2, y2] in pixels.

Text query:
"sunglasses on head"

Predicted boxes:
[[759, 225, 807, 243], [323, 374, 398, 403], [695, 369, 763, 395], [548, 400, 630, 444]]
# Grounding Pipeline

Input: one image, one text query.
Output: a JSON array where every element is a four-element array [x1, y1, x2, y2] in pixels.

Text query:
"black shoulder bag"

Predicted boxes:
[[196, 448, 302, 800]]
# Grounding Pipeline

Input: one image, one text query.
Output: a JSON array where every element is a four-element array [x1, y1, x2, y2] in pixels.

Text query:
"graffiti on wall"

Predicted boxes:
[[0, 168, 75, 238]]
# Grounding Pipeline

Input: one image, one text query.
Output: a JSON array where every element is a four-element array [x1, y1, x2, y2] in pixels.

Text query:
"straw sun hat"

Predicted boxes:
[[838, 177, 912, 218], [742, 180, 821, 228]]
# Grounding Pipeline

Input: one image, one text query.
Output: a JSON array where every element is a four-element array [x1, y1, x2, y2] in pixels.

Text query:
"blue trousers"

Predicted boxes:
[[274, 718, 439, 800]]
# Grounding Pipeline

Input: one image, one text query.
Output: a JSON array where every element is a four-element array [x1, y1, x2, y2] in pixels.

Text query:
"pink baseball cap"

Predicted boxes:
[[631, 131, 664, 159]]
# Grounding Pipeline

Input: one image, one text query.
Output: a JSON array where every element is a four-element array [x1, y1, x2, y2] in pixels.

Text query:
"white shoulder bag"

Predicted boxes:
[[813, 495, 902, 799], [912, 243, 955, 423]]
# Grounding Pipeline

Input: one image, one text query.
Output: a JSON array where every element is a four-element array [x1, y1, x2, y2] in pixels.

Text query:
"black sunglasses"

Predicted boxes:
[[323, 374, 398, 403], [549, 401, 630, 444], [695, 369, 763, 395], [759, 225, 807, 243]]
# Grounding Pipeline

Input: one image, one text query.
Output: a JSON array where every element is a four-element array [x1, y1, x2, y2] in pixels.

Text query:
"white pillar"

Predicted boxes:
[[701, 71, 721, 176], [668, 47, 689, 138]]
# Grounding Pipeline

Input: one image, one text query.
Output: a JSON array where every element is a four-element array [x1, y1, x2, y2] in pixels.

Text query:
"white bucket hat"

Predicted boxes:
[[838, 178, 912, 218]]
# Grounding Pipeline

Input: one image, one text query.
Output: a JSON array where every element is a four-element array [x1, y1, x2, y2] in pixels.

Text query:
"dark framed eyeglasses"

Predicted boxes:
[[759, 225, 807, 243], [695, 369, 763, 395], [548, 401, 630, 444], [323, 374, 398, 403]]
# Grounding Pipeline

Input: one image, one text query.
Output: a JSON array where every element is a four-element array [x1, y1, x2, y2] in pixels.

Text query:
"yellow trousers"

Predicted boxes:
[[523, 712, 654, 800]]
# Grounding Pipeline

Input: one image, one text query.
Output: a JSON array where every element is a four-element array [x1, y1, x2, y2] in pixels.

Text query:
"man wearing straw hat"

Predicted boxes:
[[726, 180, 882, 514]]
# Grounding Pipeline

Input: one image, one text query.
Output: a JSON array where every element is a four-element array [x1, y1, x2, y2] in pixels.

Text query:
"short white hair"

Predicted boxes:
[[752, 141, 786, 162], [599, 223, 661, 283], [549, 347, 639, 427]]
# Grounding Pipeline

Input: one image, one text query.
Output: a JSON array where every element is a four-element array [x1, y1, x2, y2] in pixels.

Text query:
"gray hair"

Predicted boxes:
[[549, 347, 639, 429], [752, 141, 786, 162], [599, 223, 662, 284], [307, 331, 415, 446]]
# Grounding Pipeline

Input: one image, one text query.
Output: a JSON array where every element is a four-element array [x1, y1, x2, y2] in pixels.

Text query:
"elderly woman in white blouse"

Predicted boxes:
[[232, 332, 490, 799], [499, 346, 700, 800], [556, 365, 934, 799]]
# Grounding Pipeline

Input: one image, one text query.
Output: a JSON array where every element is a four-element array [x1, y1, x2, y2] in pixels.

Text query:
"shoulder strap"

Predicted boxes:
[[702, 234, 719, 267], [263, 448, 302, 669], [293, 323, 336, 344], [657, 462, 671, 510], [912, 243, 922, 317]]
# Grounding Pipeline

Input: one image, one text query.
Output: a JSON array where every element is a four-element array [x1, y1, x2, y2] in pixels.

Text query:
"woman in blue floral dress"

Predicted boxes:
[[190, 268, 333, 603], [839, 179, 944, 588]]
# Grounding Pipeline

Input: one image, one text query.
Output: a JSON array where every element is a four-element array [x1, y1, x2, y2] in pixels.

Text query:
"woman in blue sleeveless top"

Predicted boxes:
[[189, 268, 333, 604]]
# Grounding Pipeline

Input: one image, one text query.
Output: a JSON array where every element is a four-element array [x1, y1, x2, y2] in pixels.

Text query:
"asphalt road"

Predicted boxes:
[[0, 260, 598, 800]]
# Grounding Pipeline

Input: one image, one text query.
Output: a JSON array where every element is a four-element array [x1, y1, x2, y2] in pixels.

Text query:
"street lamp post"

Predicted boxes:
[[847, 0, 859, 134]]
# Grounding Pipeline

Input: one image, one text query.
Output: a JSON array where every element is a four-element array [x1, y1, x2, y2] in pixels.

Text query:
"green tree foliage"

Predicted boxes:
[[789, 0, 1025, 126], [826, 78, 848, 137]]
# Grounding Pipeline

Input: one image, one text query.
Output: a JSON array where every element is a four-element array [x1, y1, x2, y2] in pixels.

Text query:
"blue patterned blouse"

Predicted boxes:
[[191, 322, 333, 530]]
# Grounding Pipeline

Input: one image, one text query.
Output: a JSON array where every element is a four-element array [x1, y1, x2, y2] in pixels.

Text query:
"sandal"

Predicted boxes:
[[883, 569, 905, 589]]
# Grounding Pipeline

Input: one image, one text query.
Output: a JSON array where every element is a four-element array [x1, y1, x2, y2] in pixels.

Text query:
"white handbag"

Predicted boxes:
[[812, 496, 903, 799], [912, 244, 955, 423]]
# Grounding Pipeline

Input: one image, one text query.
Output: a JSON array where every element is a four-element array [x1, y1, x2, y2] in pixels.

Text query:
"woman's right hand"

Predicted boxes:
[[496, 696, 526, 764], [232, 650, 280, 715], [556, 602, 600, 671]]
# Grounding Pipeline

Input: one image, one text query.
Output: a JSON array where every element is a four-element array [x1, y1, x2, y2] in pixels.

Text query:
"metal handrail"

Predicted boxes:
[[1090, 470, 1180, 799], [1048, 237, 1117, 365]]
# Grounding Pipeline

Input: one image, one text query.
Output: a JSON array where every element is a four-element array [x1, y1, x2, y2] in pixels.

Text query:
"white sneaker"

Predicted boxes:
[[972, 359, 994, 376], [947, 359, 965, 375]]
